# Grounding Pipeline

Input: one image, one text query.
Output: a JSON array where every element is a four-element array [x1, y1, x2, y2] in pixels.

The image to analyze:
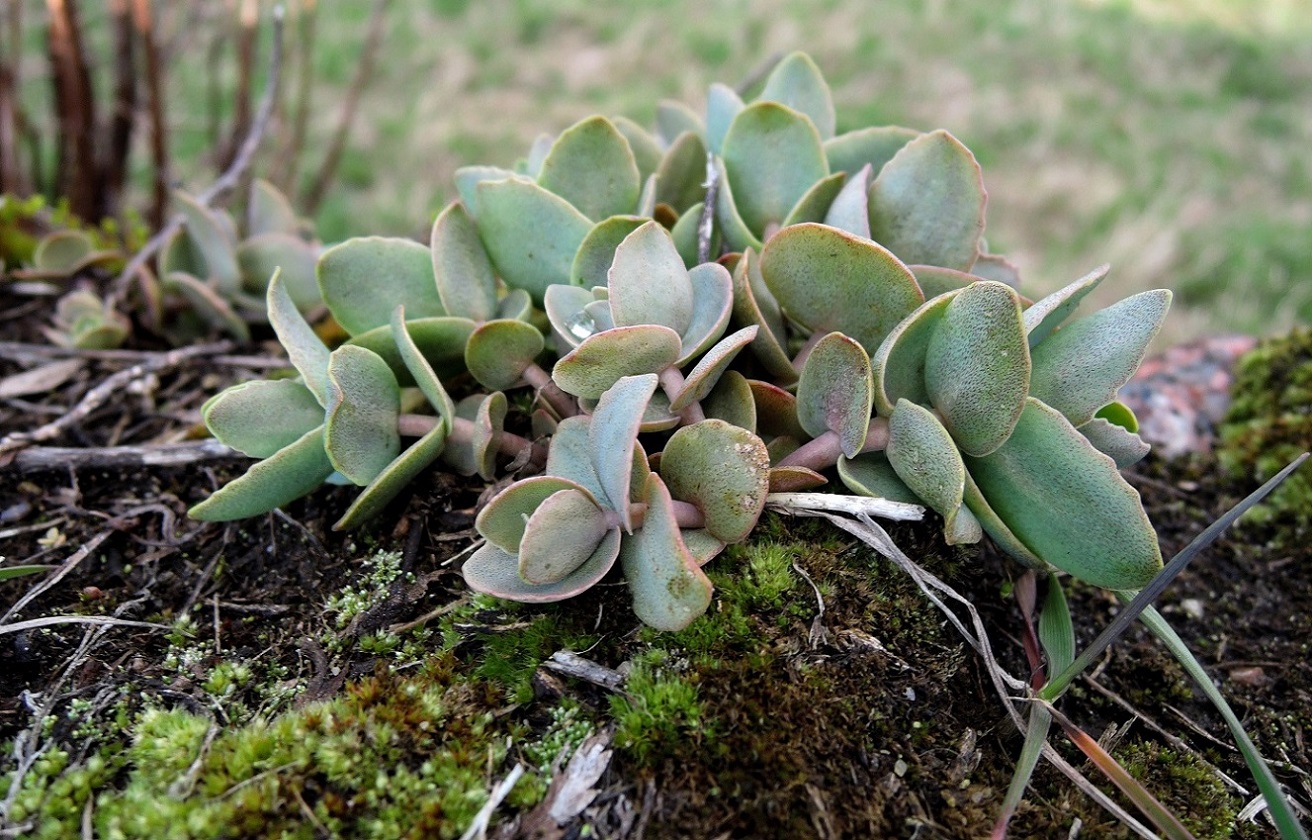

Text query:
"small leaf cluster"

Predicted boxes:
[[191, 53, 1171, 631]]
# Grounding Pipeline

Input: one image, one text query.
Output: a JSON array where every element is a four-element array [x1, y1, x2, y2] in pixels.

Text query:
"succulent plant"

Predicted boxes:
[[159, 179, 323, 341], [190, 52, 1171, 632], [43, 288, 132, 349]]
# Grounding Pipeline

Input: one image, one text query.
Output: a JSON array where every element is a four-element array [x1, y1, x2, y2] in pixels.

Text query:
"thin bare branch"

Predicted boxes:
[[8, 439, 241, 473], [273, 0, 318, 192], [110, 6, 286, 302], [131, 0, 169, 230], [223, 0, 259, 171], [47, 0, 101, 219], [105, 0, 136, 217], [301, 0, 390, 213]]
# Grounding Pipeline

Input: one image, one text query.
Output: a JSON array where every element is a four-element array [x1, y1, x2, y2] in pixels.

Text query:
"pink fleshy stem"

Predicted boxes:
[[774, 416, 890, 471]]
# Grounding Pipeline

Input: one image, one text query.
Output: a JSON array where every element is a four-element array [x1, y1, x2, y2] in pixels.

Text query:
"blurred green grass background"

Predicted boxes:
[[17, 0, 1312, 347]]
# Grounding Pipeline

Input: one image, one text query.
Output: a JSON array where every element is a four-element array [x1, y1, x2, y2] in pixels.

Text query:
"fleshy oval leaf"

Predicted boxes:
[[823, 163, 872, 239], [670, 326, 758, 412], [333, 422, 449, 530], [1029, 289, 1171, 427], [660, 419, 770, 543], [705, 83, 744, 156], [552, 325, 681, 400], [678, 262, 735, 364], [836, 452, 922, 504], [461, 529, 621, 604], [868, 129, 985, 272], [702, 369, 756, 432], [390, 306, 456, 429], [431, 201, 498, 322], [823, 126, 920, 178], [886, 399, 965, 516], [713, 157, 764, 254], [761, 222, 924, 355], [189, 426, 334, 521], [518, 490, 611, 585], [780, 171, 846, 228], [237, 233, 319, 310], [964, 398, 1163, 589], [347, 316, 475, 386], [796, 331, 874, 458], [620, 473, 714, 632], [477, 475, 599, 555], [1079, 416, 1151, 469], [323, 345, 401, 486], [173, 190, 240, 293], [925, 280, 1030, 457], [654, 131, 709, 213], [248, 178, 300, 236], [537, 116, 641, 222], [571, 215, 646, 289], [545, 416, 606, 503], [202, 379, 323, 458], [721, 102, 828, 237], [453, 165, 516, 218], [608, 221, 693, 334], [729, 249, 795, 383], [476, 177, 593, 305], [441, 392, 506, 480], [267, 269, 330, 405], [870, 290, 957, 416], [465, 319, 545, 391], [759, 51, 836, 139], [318, 237, 444, 336]]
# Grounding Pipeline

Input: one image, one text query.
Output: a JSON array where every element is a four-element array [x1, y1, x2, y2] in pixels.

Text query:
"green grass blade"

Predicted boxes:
[[1041, 452, 1309, 700], [1044, 700, 1199, 840], [1037, 574, 1074, 676], [0, 564, 56, 581], [992, 704, 1052, 839], [1138, 605, 1309, 840]]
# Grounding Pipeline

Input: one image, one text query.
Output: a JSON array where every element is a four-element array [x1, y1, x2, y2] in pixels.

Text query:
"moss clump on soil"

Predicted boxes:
[[1114, 741, 1236, 839], [1216, 327, 1312, 543]]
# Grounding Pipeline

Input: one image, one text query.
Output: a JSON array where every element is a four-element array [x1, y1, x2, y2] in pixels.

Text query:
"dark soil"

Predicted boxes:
[[1, 287, 1310, 838]]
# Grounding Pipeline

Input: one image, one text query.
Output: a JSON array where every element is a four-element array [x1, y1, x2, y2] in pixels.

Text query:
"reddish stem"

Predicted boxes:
[[775, 416, 890, 471]]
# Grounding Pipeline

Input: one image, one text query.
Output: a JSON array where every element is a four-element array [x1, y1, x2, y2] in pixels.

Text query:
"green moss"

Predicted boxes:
[[1114, 741, 1238, 839], [13, 660, 542, 839], [1217, 328, 1312, 543], [610, 650, 708, 764]]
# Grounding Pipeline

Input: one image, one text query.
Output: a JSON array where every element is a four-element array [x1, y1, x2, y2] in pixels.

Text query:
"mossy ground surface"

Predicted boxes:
[[3, 434, 1310, 837]]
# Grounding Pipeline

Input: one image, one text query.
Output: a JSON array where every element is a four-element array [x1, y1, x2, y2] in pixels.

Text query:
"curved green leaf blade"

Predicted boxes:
[[1030, 289, 1171, 427], [174, 190, 240, 293], [431, 201, 498, 322], [318, 237, 444, 336], [721, 102, 828, 237], [671, 326, 758, 412], [762, 222, 923, 355], [823, 163, 872, 239], [248, 178, 300, 236], [348, 316, 475, 386], [713, 157, 765, 254], [324, 346, 401, 485], [202, 379, 322, 458], [165, 271, 250, 342], [654, 131, 709, 213], [621, 473, 714, 631], [702, 369, 756, 432], [759, 51, 836, 139], [780, 171, 846, 228], [453, 165, 516, 218], [545, 416, 606, 502], [476, 177, 593, 305], [964, 397, 1162, 589], [1079, 417, 1151, 468], [730, 249, 795, 384], [678, 262, 735, 364], [705, 83, 743, 156], [590, 374, 659, 527], [1022, 263, 1109, 347], [796, 331, 874, 458], [655, 100, 703, 147], [660, 419, 770, 543], [462, 529, 622, 604], [267, 270, 330, 405], [925, 280, 1029, 457], [334, 421, 449, 530], [613, 116, 662, 181], [870, 290, 955, 416], [538, 116, 641, 221], [837, 452, 922, 504], [189, 426, 334, 521], [389, 306, 456, 428], [237, 233, 319, 310], [869, 129, 985, 271]]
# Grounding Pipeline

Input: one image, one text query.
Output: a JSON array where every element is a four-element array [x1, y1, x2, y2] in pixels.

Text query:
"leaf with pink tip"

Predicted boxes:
[[721, 102, 828, 237], [768, 466, 828, 492], [552, 325, 681, 399], [749, 379, 808, 441], [518, 489, 612, 584], [761, 223, 923, 355], [796, 332, 874, 458], [659, 419, 770, 543], [925, 281, 1030, 457], [970, 251, 1022, 289], [910, 265, 977, 299], [620, 474, 714, 631], [461, 529, 621, 604], [677, 262, 735, 363], [538, 116, 641, 221], [431, 201, 498, 322], [670, 326, 758, 411], [869, 129, 985, 271], [465, 319, 545, 390], [730, 249, 795, 384], [590, 374, 659, 528]]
